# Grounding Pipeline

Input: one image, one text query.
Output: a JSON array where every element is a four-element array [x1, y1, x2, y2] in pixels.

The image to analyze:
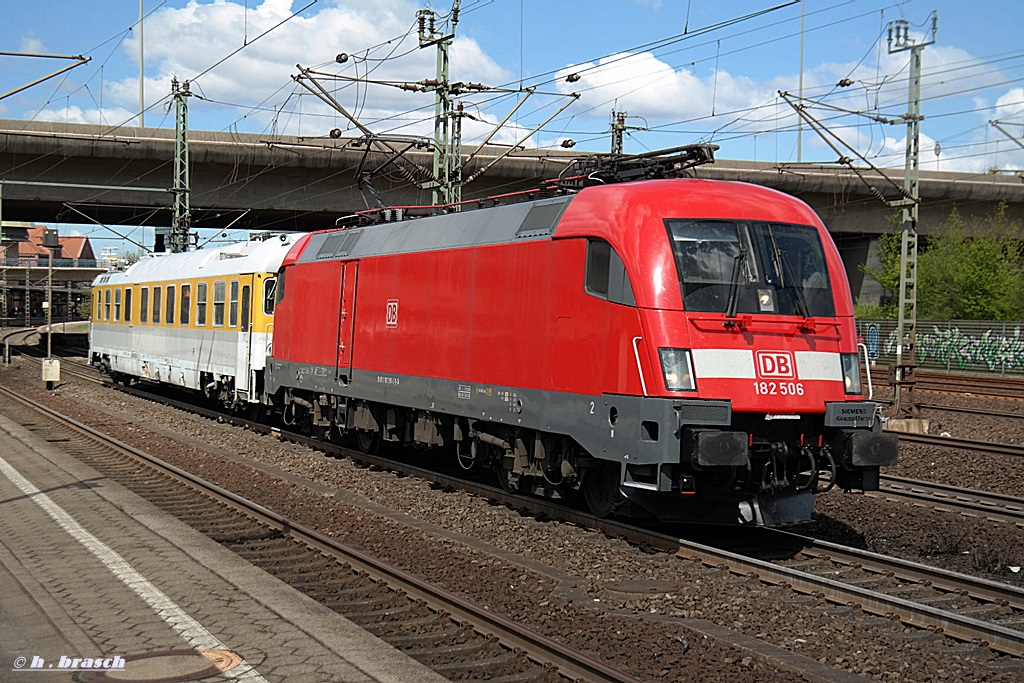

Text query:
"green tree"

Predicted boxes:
[[76, 290, 93, 320], [855, 229, 903, 319], [858, 204, 1024, 321], [917, 204, 1024, 320]]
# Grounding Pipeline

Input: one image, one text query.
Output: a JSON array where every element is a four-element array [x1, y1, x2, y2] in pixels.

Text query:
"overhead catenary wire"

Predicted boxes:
[[9, 0, 1024, 243]]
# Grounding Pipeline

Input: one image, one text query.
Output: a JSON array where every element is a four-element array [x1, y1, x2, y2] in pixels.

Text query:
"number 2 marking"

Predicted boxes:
[[589, 401, 595, 414]]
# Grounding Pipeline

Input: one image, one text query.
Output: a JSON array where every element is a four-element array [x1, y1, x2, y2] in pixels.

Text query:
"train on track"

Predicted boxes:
[[89, 152, 897, 526]]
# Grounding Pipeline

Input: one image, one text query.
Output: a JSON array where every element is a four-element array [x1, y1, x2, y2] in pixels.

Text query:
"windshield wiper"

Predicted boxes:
[[767, 228, 811, 319], [725, 247, 747, 319]]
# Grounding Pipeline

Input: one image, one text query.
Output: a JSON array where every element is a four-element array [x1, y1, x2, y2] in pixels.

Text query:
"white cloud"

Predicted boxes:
[[94, 0, 513, 137], [19, 36, 46, 53], [556, 51, 774, 123], [33, 104, 139, 126], [993, 88, 1024, 122]]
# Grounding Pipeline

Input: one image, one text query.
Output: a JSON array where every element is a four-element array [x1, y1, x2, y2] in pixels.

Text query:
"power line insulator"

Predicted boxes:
[[565, 73, 581, 83], [336, 53, 349, 63], [329, 128, 342, 139], [561, 139, 576, 148]]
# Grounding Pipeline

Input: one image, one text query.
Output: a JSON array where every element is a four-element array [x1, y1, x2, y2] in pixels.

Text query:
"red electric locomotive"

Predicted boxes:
[[267, 176, 896, 525]]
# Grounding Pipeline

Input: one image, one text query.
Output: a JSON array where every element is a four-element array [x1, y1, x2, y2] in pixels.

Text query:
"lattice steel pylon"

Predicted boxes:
[[168, 78, 192, 253], [888, 13, 936, 416], [418, 2, 461, 209]]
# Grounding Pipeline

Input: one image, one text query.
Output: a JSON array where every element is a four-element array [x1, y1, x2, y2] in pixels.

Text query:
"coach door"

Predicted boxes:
[[235, 275, 255, 400], [336, 261, 359, 384]]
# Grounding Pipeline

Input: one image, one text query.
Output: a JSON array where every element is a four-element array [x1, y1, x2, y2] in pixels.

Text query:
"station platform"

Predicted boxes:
[[0, 412, 448, 683]]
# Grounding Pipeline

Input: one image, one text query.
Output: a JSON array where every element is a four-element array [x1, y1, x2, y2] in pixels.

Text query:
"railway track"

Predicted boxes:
[[56, 379, 1024, 660], [875, 476, 1024, 528], [912, 402, 1024, 420], [871, 369, 1024, 401], [0, 384, 641, 683], [894, 431, 1024, 458], [9, 349, 1024, 662]]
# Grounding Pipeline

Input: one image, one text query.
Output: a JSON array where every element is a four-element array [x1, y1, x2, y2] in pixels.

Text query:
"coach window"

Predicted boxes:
[[166, 285, 176, 325], [153, 286, 162, 324], [241, 285, 251, 332], [264, 275, 278, 314], [104, 289, 111, 321], [196, 283, 208, 326], [213, 281, 226, 326], [229, 280, 239, 327], [125, 288, 132, 323], [114, 289, 122, 322], [181, 284, 192, 326], [585, 239, 636, 306], [141, 287, 149, 323]]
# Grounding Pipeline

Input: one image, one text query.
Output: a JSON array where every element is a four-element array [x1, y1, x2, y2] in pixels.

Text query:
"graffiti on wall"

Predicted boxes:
[[875, 323, 1024, 372]]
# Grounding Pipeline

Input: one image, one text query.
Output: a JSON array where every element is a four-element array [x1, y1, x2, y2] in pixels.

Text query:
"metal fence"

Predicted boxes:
[[856, 319, 1024, 377], [1, 257, 102, 269]]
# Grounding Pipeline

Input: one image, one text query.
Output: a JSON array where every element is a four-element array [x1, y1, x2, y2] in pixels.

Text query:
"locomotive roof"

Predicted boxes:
[[295, 196, 575, 264], [93, 233, 303, 286], [290, 178, 824, 266]]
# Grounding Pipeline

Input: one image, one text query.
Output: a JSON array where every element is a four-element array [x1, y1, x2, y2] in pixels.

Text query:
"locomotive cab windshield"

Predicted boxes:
[[666, 219, 834, 319]]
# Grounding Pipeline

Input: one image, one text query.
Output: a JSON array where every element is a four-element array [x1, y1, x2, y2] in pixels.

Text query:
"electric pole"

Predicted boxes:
[[166, 77, 192, 253], [295, 0, 577, 214], [418, 1, 461, 209], [888, 12, 936, 417], [610, 110, 647, 155], [611, 111, 627, 155]]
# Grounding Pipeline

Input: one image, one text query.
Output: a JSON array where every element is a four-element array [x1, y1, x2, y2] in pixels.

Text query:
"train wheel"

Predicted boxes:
[[583, 462, 625, 518], [355, 428, 379, 454], [494, 458, 520, 493]]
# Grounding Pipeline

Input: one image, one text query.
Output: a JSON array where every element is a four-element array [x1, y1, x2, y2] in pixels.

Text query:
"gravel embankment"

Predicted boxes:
[[1, 358, 1022, 682]]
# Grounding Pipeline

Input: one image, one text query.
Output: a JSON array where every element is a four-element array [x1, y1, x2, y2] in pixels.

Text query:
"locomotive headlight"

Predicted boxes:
[[841, 352, 862, 395], [659, 348, 696, 391]]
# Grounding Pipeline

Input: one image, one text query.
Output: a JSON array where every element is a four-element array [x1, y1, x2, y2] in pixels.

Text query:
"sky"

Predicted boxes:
[[3, 0, 1024, 249]]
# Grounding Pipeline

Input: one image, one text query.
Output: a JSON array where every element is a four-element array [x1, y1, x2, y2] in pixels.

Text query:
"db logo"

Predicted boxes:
[[755, 351, 795, 379], [385, 299, 399, 328]]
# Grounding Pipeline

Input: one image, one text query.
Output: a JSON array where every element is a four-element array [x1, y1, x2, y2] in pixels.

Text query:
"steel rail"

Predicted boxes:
[[875, 475, 1024, 527], [625, 528, 1024, 658], [764, 527, 1024, 607], [0, 384, 644, 683], [892, 431, 1024, 458], [915, 403, 1024, 420], [875, 398, 1024, 420]]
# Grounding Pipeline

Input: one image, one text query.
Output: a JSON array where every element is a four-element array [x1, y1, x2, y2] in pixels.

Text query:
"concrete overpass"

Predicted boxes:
[[2, 118, 1023, 302]]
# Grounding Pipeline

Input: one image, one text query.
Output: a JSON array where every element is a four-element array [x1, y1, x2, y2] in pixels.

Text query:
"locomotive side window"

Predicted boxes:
[[180, 284, 192, 326], [586, 241, 611, 298], [274, 270, 286, 307], [124, 288, 132, 323], [153, 286, 162, 324], [140, 287, 149, 324], [665, 219, 834, 317], [196, 283, 208, 326], [166, 285, 176, 325], [114, 289, 122, 322], [585, 239, 636, 306], [95, 292, 102, 321], [264, 277, 277, 315], [229, 280, 239, 328], [213, 280, 226, 327], [104, 289, 111, 321]]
